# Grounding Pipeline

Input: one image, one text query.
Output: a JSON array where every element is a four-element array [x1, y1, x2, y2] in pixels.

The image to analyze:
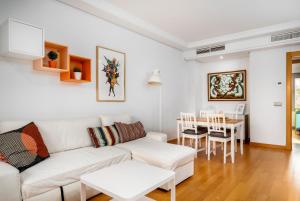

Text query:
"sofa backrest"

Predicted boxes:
[[0, 118, 100, 154], [100, 114, 132, 126]]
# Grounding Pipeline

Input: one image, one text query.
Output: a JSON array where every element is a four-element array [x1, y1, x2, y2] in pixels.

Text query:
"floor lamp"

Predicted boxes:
[[148, 69, 162, 132]]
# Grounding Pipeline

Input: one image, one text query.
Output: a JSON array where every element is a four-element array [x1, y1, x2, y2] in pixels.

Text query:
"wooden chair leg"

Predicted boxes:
[[182, 135, 185, 146], [235, 136, 238, 153], [199, 137, 202, 147], [205, 135, 208, 155], [213, 141, 216, 155], [224, 141, 227, 164], [194, 138, 198, 158], [208, 139, 211, 160]]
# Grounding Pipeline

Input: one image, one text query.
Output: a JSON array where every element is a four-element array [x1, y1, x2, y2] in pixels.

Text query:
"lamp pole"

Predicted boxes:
[[148, 69, 162, 132], [159, 85, 162, 132]]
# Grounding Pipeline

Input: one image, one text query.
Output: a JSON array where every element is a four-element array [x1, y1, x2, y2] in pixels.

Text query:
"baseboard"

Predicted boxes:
[[250, 142, 287, 150], [168, 138, 250, 144], [172, 138, 288, 150]]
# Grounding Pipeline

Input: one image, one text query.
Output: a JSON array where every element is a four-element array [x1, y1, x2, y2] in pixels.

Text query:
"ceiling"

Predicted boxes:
[[108, 0, 300, 43]]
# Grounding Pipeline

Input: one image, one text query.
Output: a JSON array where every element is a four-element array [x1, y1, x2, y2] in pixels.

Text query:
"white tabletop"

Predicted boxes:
[[81, 160, 175, 201]]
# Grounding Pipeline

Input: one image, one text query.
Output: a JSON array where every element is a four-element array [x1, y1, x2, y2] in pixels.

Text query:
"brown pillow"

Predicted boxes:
[[114, 121, 146, 143], [0, 122, 49, 172]]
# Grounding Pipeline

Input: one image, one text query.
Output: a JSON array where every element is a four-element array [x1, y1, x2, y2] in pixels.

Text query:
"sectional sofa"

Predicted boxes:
[[0, 115, 195, 201]]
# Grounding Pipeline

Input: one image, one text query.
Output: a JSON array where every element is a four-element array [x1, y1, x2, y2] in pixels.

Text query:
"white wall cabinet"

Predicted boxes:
[[0, 18, 44, 59]]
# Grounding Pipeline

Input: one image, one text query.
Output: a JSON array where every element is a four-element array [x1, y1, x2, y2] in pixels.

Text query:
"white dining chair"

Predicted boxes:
[[199, 110, 214, 118], [226, 104, 245, 120], [198, 110, 214, 147], [180, 112, 208, 157], [207, 113, 236, 163], [229, 104, 245, 151], [234, 104, 245, 119]]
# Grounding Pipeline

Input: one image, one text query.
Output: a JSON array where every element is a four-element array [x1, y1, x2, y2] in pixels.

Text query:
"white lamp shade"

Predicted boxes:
[[148, 69, 161, 85]]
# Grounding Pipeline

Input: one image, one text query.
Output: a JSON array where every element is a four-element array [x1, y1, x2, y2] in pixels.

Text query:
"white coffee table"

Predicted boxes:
[[80, 160, 175, 201]]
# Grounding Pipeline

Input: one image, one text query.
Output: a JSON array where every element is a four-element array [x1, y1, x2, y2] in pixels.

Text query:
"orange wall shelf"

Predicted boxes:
[[60, 54, 91, 83], [33, 41, 69, 72]]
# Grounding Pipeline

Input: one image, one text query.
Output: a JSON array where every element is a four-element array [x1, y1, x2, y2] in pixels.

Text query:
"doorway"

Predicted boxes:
[[292, 74, 300, 147], [287, 51, 300, 150]]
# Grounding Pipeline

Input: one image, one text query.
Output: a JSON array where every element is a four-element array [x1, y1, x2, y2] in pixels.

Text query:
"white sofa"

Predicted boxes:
[[116, 138, 195, 190], [0, 117, 131, 201], [0, 115, 195, 201]]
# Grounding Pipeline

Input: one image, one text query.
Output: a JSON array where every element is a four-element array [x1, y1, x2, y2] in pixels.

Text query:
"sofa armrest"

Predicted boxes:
[[0, 162, 22, 201], [146, 132, 167, 142]]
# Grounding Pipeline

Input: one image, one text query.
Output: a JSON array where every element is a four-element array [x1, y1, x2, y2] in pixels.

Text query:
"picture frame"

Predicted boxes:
[[207, 70, 246, 101], [96, 46, 126, 102]]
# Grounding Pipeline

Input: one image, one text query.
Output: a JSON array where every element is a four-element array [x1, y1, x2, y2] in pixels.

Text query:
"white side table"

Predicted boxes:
[[80, 160, 175, 201]]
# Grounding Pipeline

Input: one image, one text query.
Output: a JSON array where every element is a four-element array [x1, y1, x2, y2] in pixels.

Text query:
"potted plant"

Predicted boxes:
[[73, 67, 82, 80], [47, 51, 58, 68]]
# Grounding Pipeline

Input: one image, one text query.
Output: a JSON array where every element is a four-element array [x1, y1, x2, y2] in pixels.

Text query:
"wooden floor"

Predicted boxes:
[[89, 142, 300, 201]]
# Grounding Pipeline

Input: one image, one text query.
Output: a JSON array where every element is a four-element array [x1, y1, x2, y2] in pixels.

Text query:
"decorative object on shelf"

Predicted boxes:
[[60, 55, 91, 83], [208, 70, 246, 101], [96, 46, 126, 102], [47, 51, 58, 68], [33, 41, 68, 72], [73, 67, 82, 80], [148, 69, 162, 132]]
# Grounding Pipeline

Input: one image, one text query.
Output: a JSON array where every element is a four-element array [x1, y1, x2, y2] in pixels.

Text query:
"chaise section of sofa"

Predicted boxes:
[[99, 114, 196, 190], [115, 137, 196, 190]]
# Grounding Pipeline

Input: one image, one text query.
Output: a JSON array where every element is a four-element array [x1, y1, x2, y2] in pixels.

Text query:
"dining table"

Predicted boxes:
[[176, 117, 245, 163]]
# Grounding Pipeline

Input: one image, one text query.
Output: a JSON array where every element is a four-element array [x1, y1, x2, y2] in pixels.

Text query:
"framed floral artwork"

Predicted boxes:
[[208, 70, 246, 101], [96, 46, 126, 102]]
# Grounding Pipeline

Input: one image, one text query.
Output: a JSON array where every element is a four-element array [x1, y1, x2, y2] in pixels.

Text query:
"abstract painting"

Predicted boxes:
[[208, 70, 246, 101], [96, 46, 126, 102]]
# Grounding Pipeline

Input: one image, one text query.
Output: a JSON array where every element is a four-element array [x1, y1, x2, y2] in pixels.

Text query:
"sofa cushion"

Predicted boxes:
[[87, 125, 120, 148], [100, 114, 131, 126], [115, 121, 146, 143], [0, 161, 22, 201], [115, 138, 195, 170], [20, 146, 131, 200], [0, 122, 49, 172], [0, 118, 100, 154]]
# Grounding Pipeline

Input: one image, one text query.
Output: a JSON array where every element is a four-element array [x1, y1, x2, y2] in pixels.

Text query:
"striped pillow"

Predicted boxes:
[[114, 121, 146, 143], [87, 125, 120, 148]]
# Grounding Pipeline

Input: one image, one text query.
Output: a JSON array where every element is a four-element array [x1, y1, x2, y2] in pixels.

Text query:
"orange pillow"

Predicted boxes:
[[0, 122, 49, 172]]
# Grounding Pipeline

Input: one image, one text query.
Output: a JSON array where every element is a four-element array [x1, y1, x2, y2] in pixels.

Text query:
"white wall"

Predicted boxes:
[[188, 45, 300, 146], [188, 57, 249, 115], [249, 45, 300, 146], [0, 0, 189, 139]]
